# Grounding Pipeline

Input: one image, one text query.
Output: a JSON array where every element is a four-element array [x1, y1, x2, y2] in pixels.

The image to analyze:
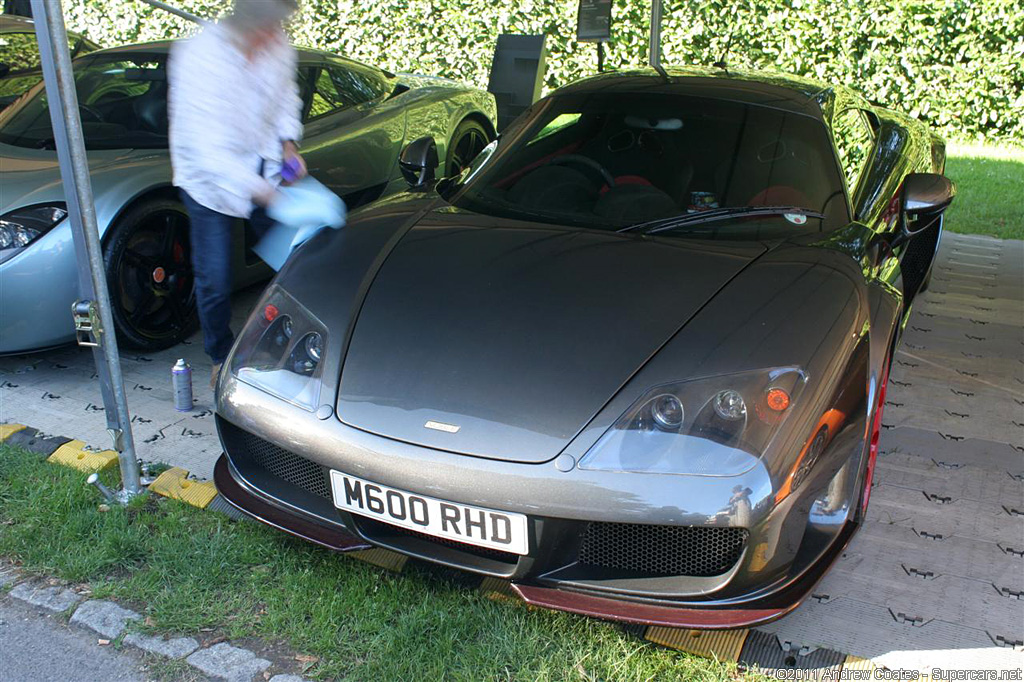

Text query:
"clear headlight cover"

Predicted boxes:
[[579, 368, 806, 476], [0, 204, 67, 265], [230, 285, 328, 411]]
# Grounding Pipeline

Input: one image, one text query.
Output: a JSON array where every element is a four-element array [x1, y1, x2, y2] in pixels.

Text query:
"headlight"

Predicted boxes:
[[579, 368, 806, 476], [230, 285, 329, 411], [0, 204, 67, 265]]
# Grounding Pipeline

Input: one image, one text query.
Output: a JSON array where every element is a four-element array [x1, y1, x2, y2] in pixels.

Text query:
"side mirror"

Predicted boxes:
[[400, 136, 439, 189], [903, 173, 955, 218], [894, 173, 955, 244]]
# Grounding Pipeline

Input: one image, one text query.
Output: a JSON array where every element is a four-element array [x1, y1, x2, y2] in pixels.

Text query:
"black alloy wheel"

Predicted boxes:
[[103, 198, 197, 350], [446, 118, 492, 177]]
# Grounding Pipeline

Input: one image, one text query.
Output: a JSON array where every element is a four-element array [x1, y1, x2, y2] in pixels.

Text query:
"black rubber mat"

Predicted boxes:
[[3, 428, 71, 457]]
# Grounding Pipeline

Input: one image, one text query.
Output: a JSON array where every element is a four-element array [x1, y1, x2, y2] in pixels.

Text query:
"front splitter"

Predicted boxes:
[[215, 452, 858, 629], [213, 454, 371, 553]]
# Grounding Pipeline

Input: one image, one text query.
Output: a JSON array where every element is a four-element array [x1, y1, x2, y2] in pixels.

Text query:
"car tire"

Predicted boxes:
[[103, 197, 197, 351], [445, 118, 492, 177]]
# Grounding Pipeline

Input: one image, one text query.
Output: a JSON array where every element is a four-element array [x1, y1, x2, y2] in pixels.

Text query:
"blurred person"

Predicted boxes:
[[168, 0, 306, 387]]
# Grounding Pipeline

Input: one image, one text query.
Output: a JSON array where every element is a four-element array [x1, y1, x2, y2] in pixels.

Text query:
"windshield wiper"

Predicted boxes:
[[618, 205, 825, 235]]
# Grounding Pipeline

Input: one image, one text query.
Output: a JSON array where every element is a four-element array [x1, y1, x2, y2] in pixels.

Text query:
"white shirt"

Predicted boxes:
[[168, 22, 302, 218]]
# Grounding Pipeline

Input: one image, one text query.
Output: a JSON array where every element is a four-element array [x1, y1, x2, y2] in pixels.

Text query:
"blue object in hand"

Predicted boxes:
[[253, 177, 346, 271]]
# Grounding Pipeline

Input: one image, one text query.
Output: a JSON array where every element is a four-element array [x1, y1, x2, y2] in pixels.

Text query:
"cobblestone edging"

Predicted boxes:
[[3, 565, 309, 682]]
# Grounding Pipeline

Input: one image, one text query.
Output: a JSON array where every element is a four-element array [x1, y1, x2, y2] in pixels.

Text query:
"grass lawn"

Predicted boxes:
[[0, 444, 756, 681], [943, 142, 1024, 240]]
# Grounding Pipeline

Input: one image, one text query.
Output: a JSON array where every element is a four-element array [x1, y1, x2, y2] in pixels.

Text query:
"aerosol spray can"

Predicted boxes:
[[172, 359, 192, 412]]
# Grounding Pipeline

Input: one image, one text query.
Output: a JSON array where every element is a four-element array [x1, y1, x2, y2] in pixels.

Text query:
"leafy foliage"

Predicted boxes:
[[48, 0, 1024, 141]]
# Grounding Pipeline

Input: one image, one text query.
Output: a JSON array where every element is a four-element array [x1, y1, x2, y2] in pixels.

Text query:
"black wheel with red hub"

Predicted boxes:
[[445, 118, 492, 177], [103, 198, 197, 350]]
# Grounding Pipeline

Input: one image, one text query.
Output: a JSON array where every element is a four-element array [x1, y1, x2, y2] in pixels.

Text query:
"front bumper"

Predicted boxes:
[[213, 453, 370, 553], [0, 223, 78, 354], [213, 406, 859, 628]]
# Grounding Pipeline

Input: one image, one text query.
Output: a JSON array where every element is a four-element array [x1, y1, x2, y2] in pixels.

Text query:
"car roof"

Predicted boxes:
[[553, 65, 851, 119], [0, 15, 100, 50], [0, 14, 36, 32], [83, 38, 355, 65]]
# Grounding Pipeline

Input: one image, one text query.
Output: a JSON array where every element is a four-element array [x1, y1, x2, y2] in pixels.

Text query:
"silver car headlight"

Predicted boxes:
[[579, 368, 806, 476], [0, 204, 67, 265], [230, 285, 328, 411]]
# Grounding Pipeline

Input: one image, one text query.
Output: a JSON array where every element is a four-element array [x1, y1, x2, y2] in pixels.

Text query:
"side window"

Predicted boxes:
[[527, 112, 582, 146], [832, 109, 875, 195], [0, 32, 88, 73], [306, 67, 348, 119], [328, 62, 390, 106], [0, 32, 41, 73], [296, 66, 317, 121], [70, 37, 89, 58]]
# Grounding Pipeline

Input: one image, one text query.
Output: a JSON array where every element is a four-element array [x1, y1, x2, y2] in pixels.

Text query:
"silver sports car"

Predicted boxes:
[[0, 41, 495, 353], [213, 66, 953, 628]]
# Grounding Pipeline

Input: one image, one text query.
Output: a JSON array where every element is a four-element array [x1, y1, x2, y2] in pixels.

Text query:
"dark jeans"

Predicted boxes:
[[180, 191, 273, 365]]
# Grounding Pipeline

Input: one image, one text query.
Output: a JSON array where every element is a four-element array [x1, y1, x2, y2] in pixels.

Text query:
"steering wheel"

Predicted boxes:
[[544, 154, 616, 189], [78, 104, 103, 123]]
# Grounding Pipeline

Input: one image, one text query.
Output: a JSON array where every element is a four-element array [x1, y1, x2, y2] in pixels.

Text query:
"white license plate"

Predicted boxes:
[[329, 471, 529, 555]]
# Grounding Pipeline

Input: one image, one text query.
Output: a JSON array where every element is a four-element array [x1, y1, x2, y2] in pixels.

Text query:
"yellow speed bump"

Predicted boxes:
[[47, 440, 118, 473], [645, 627, 750, 662], [0, 423, 27, 441], [148, 466, 218, 508]]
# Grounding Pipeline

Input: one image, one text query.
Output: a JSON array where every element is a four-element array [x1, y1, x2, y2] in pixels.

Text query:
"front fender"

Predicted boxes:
[[401, 87, 496, 165], [89, 149, 173, 239], [554, 240, 885, 579], [0, 145, 172, 353]]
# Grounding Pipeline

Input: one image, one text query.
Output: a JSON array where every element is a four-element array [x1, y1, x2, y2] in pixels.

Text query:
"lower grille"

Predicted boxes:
[[239, 430, 332, 500], [389, 523, 519, 564], [578, 523, 747, 577]]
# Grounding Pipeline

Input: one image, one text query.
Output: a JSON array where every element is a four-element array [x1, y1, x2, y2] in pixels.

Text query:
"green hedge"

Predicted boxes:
[[52, 0, 1024, 142]]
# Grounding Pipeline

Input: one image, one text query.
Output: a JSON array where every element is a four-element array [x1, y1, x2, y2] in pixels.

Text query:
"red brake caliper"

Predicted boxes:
[[861, 354, 892, 511]]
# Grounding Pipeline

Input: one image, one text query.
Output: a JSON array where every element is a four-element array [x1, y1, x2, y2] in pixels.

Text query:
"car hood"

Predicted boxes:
[[0, 142, 135, 213], [335, 208, 766, 463]]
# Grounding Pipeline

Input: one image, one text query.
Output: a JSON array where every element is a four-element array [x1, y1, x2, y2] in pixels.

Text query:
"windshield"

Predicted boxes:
[[448, 91, 850, 238], [0, 53, 168, 150]]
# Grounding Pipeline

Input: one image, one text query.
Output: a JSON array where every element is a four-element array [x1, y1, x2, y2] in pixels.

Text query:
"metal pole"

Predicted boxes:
[[648, 0, 667, 77], [137, 0, 202, 25], [30, 0, 142, 498]]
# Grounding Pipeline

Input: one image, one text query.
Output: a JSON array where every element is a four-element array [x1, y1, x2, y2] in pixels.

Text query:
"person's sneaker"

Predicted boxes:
[[211, 363, 222, 390]]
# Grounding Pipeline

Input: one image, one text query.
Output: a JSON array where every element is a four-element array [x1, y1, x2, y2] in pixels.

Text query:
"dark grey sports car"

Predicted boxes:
[[213, 66, 954, 628]]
